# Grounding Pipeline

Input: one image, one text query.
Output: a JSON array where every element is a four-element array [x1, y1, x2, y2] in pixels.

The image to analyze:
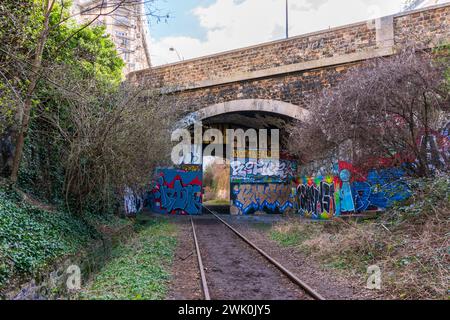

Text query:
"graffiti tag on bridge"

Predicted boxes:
[[230, 159, 297, 183], [231, 183, 295, 215], [147, 168, 203, 215]]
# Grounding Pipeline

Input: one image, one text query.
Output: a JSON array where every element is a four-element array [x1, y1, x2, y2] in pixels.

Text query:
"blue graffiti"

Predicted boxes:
[[231, 184, 294, 215], [351, 168, 411, 212], [157, 180, 202, 214], [148, 168, 203, 215], [339, 169, 355, 213]]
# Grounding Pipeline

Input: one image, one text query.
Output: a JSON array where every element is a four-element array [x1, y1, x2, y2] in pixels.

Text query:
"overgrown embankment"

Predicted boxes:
[[0, 186, 132, 295], [270, 176, 449, 300], [79, 219, 177, 300]]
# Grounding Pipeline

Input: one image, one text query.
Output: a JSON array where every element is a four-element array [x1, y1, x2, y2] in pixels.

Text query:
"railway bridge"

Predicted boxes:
[[127, 3, 450, 218]]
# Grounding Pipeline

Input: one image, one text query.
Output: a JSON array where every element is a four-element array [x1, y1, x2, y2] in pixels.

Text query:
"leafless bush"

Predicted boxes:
[[42, 67, 180, 213], [288, 47, 449, 176]]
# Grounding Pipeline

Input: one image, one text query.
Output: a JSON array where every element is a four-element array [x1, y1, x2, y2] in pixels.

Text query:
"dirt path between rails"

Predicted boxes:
[[194, 217, 311, 300]]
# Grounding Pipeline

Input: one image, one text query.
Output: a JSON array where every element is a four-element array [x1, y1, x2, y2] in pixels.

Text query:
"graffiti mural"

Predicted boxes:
[[229, 155, 298, 215], [443, 122, 450, 141], [297, 162, 412, 219], [231, 183, 296, 215], [147, 167, 203, 215], [296, 165, 411, 219], [339, 169, 355, 213], [417, 127, 449, 172], [297, 175, 341, 219], [124, 187, 144, 216], [346, 168, 411, 212], [230, 159, 297, 183]]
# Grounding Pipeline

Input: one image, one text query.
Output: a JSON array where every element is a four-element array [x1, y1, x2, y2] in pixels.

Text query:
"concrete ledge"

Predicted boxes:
[[165, 46, 395, 93]]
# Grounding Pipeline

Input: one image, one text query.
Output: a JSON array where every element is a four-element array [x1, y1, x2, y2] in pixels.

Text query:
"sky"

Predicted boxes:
[[145, 0, 441, 66]]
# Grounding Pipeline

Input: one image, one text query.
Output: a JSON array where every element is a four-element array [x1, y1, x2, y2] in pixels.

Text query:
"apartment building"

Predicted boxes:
[[71, 0, 152, 74]]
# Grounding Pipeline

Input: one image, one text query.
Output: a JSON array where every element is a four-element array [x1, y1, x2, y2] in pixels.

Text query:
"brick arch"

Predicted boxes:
[[179, 99, 310, 128]]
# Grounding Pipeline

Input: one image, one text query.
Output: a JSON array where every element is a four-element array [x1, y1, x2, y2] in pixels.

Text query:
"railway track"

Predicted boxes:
[[190, 206, 325, 301]]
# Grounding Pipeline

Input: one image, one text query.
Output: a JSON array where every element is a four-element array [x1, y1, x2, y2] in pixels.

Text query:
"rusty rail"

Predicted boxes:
[[201, 206, 326, 301], [190, 217, 211, 300]]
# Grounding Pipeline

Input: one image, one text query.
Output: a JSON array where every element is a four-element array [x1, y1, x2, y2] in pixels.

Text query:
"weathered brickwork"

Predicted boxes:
[[172, 64, 355, 112], [130, 4, 449, 107], [132, 23, 375, 87], [394, 5, 450, 46]]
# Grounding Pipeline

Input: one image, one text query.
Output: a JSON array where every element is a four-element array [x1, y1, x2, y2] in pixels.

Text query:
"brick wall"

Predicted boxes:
[[171, 64, 355, 112], [394, 5, 449, 46], [129, 3, 449, 94], [132, 22, 375, 87]]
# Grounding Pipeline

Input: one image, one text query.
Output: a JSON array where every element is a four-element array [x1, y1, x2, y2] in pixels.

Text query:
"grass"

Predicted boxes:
[[269, 175, 449, 300], [271, 227, 303, 247], [0, 186, 132, 292], [270, 221, 323, 248], [250, 222, 273, 232], [79, 219, 177, 300]]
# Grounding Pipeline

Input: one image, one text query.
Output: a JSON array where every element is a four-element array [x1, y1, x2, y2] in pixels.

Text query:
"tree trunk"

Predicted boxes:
[[9, 0, 53, 183]]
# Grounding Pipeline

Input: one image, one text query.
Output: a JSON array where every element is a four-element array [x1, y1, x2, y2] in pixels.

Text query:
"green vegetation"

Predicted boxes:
[[434, 42, 450, 90], [270, 226, 304, 247], [0, 1, 174, 294], [80, 219, 177, 300], [15, 1, 125, 210], [1, 0, 129, 212], [270, 219, 325, 248], [270, 176, 449, 299], [0, 186, 131, 291], [11, 1, 173, 215]]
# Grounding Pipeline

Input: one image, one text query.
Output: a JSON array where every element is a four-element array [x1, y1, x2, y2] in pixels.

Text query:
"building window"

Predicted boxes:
[[121, 38, 129, 47], [115, 16, 130, 26], [116, 31, 127, 37]]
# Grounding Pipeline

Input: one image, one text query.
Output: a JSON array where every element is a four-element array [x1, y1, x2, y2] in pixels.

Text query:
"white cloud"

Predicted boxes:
[[150, 0, 413, 66]]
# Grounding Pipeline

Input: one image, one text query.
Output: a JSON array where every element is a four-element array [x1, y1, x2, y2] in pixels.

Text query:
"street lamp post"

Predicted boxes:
[[169, 47, 184, 61], [286, 0, 289, 38]]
